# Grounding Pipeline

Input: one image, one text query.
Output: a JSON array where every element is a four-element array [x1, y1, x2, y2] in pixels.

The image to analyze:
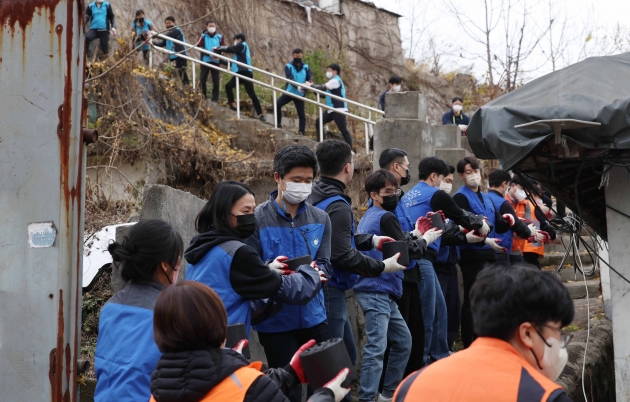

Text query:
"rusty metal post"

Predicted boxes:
[[0, 1, 85, 401]]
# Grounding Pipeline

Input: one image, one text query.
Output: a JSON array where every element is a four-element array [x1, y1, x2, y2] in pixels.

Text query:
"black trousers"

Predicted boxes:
[[200, 64, 221, 101], [459, 259, 488, 348], [174, 58, 190, 85], [86, 29, 110, 55], [277, 94, 306, 134], [258, 322, 332, 402], [225, 70, 263, 116], [436, 271, 461, 350], [316, 111, 352, 147], [524, 252, 542, 269]]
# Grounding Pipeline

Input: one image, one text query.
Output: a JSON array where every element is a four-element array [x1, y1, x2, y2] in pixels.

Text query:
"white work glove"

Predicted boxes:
[[458, 124, 468, 132], [111, 28, 117, 36], [485, 238, 507, 253], [268, 256, 291, 275], [373, 235, 395, 251], [317, 368, 351, 402], [528, 223, 537, 237], [534, 230, 546, 242], [383, 253, 406, 273], [478, 219, 490, 236], [310, 261, 328, 283], [465, 230, 485, 243], [302, 81, 312, 87], [422, 228, 443, 246]]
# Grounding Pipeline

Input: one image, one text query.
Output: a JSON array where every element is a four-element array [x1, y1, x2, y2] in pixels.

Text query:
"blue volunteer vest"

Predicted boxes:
[[454, 186, 496, 251], [286, 63, 309, 97], [132, 20, 153, 51], [202, 33, 223, 63], [486, 191, 514, 254], [166, 27, 187, 60], [185, 240, 252, 337], [326, 75, 347, 109], [354, 207, 404, 299], [88, 1, 110, 30], [401, 182, 441, 254], [232, 42, 252, 72], [314, 195, 358, 291]]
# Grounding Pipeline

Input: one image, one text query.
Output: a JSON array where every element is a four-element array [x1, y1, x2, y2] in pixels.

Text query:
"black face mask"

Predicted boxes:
[[381, 195, 399, 212], [399, 166, 411, 186], [138, 17, 145, 24], [235, 213, 257, 238], [293, 58, 303, 68]]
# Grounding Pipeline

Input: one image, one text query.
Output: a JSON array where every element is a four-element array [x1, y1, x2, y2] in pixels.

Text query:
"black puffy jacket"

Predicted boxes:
[[150, 348, 336, 402]]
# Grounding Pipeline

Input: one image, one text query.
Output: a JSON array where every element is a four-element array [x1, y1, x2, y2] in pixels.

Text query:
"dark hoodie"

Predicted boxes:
[[308, 177, 384, 277], [150, 348, 336, 402]]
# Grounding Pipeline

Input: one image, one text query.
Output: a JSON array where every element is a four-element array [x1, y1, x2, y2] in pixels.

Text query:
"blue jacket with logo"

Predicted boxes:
[[94, 281, 164, 402], [454, 186, 497, 251], [486, 190, 514, 253], [354, 206, 404, 298], [247, 193, 332, 332]]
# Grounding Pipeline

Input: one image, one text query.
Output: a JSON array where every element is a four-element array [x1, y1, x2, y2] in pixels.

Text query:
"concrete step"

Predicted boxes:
[[564, 280, 600, 299], [545, 235, 598, 253], [540, 251, 594, 267], [544, 265, 600, 282]]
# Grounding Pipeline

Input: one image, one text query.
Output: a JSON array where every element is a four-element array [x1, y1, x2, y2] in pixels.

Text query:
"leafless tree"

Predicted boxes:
[[398, 0, 432, 60]]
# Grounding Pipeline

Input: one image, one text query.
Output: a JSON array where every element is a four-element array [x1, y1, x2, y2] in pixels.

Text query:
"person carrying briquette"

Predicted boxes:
[[94, 219, 183, 402], [151, 16, 190, 85], [195, 20, 225, 102], [132, 10, 154, 63], [354, 169, 442, 402], [245, 145, 333, 402], [277, 48, 313, 136], [441, 96, 470, 134], [85, 0, 116, 58], [149, 281, 351, 402], [185, 180, 326, 337], [309, 64, 353, 147], [215, 33, 265, 121]]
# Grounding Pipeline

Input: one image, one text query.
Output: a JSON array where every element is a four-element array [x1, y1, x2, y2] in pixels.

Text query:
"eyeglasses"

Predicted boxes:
[[379, 189, 402, 197], [536, 324, 574, 348]]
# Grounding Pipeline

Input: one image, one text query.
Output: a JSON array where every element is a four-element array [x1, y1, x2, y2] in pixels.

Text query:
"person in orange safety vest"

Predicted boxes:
[[393, 262, 575, 402], [149, 281, 350, 402]]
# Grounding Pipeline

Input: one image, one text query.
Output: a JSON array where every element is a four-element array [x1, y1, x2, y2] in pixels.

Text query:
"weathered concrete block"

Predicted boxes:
[[432, 125, 462, 149], [385, 92, 428, 121], [435, 148, 466, 191], [460, 136, 473, 155], [373, 119, 432, 193]]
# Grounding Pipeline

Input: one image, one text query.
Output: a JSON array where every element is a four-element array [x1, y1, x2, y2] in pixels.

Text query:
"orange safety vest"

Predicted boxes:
[[393, 337, 563, 402], [149, 362, 264, 402], [509, 196, 545, 257]]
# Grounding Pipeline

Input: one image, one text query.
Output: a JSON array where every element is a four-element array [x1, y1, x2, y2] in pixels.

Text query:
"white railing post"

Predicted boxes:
[[318, 93, 324, 142], [236, 74, 240, 120], [192, 61, 196, 90], [366, 110, 371, 153], [272, 77, 277, 129], [149, 47, 153, 69]]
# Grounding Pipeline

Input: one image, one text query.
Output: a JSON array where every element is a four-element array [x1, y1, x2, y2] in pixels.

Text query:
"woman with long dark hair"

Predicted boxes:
[[149, 281, 350, 402], [94, 219, 184, 402], [185, 180, 325, 335]]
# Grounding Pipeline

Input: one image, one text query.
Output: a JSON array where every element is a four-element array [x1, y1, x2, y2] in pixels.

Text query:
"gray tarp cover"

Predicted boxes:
[[467, 52, 630, 169]]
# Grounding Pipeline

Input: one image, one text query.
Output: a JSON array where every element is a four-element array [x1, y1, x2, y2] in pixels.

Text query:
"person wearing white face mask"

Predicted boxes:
[[195, 20, 225, 102], [453, 157, 513, 349], [394, 262, 574, 402], [401, 157, 490, 367], [380, 75, 403, 112], [309, 64, 353, 147], [487, 170, 540, 266], [245, 145, 334, 402], [441, 96, 471, 135]]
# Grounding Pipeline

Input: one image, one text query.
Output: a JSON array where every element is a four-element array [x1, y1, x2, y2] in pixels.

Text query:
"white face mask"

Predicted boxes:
[[392, 85, 401, 92], [208, 27, 216, 34], [453, 104, 463, 112], [514, 188, 527, 202], [326, 71, 334, 79], [440, 182, 452, 194], [533, 336, 568, 381], [282, 181, 312, 205], [234, 40, 239, 46], [465, 172, 481, 188], [95, 0, 103, 3]]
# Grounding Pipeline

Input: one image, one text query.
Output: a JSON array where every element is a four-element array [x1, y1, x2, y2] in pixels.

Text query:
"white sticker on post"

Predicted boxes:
[[28, 222, 57, 248]]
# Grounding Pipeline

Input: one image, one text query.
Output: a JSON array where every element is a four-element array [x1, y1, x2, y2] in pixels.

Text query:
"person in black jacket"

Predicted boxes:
[[185, 180, 326, 335], [308, 140, 406, 374], [152, 16, 190, 85], [150, 281, 350, 402]]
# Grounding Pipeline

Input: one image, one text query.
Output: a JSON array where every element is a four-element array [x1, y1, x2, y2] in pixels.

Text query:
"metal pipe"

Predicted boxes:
[[154, 34, 384, 115], [82, 128, 99, 144], [152, 46, 377, 124], [272, 77, 278, 129]]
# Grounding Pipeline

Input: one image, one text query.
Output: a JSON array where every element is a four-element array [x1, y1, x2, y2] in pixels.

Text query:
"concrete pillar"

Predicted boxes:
[[598, 238, 612, 319], [432, 126, 462, 149], [604, 166, 630, 400], [374, 92, 432, 193]]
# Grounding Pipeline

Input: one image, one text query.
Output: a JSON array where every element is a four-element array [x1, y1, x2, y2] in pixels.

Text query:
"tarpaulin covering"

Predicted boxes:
[[467, 52, 630, 170]]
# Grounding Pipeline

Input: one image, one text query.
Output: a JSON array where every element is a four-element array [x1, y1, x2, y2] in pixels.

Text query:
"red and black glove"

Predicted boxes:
[[373, 235, 395, 251], [268, 256, 291, 275], [232, 339, 249, 355], [413, 216, 433, 236], [310, 261, 328, 283], [290, 339, 317, 383]]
